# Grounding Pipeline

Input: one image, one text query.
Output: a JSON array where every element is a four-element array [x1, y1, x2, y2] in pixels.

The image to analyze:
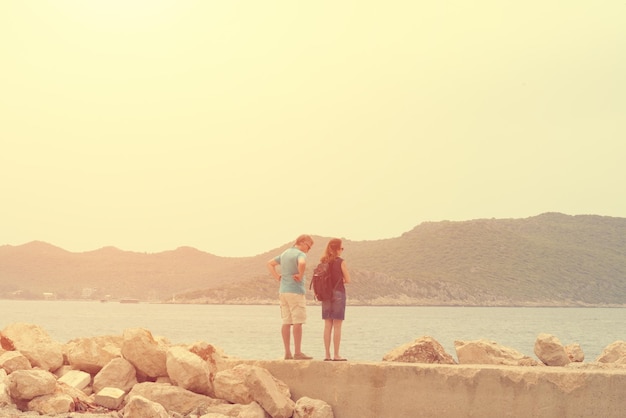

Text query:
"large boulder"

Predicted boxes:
[[214, 364, 295, 418], [7, 369, 57, 401], [126, 382, 226, 415], [534, 334, 571, 366], [199, 401, 267, 418], [596, 341, 626, 364], [1, 323, 63, 372], [66, 335, 123, 374], [382, 336, 456, 364], [166, 346, 213, 396], [121, 328, 168, 379], [93, 357, 138, 394], [27, 393, 74, 415], [0, 369, 11, 406], [188, 341, 230, 374], [565, 343, 585, 363], [0, 351, 32, 374], [56, 381, 94, 405], [455, 339, 539, 366], [294, 396, 334, 418], [123, 394, 169, 418]]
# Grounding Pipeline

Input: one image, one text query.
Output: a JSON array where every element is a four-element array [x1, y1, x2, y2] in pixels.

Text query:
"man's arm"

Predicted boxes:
[[293, 256, 306, 282], [267, 259, 280, 281]]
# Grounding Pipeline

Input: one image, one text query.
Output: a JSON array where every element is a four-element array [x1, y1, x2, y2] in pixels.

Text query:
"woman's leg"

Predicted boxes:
[[333, 319, 343, 359], [324, 319, 333, 359]]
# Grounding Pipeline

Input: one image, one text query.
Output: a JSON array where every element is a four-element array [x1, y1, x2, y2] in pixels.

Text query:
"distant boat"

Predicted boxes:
[[120, 298, 140, 304]]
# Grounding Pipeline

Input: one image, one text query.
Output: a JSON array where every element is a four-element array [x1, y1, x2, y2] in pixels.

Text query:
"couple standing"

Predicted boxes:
[[267, 234, 351, 361]]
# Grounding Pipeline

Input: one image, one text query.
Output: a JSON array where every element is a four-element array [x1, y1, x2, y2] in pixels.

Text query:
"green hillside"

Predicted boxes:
[[1, 213, 625, 306], [175, 213, 626, 306]]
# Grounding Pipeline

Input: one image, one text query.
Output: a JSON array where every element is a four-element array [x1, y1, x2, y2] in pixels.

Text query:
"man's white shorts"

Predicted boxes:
[[279, 293, 307, 325]]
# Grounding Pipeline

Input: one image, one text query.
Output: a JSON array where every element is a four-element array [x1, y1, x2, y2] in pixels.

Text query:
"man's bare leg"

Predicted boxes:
[[293, 323, 303, 355], [282, 324, 292, 359]]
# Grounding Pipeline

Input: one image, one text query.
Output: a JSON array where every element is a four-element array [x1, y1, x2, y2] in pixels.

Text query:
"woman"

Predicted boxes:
[[320, 238, 351, 361]]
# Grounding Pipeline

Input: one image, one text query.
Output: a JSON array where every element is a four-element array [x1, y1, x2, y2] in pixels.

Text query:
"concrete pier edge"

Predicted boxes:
[[228, 359, 626, 418]]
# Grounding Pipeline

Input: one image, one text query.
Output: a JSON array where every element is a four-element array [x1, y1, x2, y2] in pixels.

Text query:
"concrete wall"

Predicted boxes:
[[233, 360, 626, 418]]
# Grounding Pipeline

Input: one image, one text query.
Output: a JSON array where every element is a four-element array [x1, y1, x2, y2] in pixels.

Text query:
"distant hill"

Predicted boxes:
[[1, 213, 625, 306]]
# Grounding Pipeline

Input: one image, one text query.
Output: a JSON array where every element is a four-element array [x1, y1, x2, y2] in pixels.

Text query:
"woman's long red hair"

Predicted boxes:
[[321, 238, 342, 263]]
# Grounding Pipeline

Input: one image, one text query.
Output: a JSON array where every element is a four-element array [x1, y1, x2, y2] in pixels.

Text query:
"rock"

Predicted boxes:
[[95, 387, 126, 409], [214, 364, 294, 418], [0, 369, 11, 406], [199, 401, 267, 418], [123, 394, 170, 418], [188, 341, 230, 374], [126, 382, 226, 415], [93, 357, 138, 394], [57, 380, 94, 405], [7, 369, 57, 401], [534, 333, 571, 366], [0, 351, 32, 374], [58, 369, 91, 390], [455, 339, 539, 366], [121, 328, 168, 379], [565, 343, 585, 362], [27, 392, 74, 415], [54, 365, 76, 378], [166, 345, 214, 396], [596, 341, 626, 364], [214, 363, 291, 405], [0, 334, 15, 351], [294, 396, 334, 418], [213, 365, 253, 404], [382, 336, 456, 364], [66, 335, 123, 374], [1, 323, 64, 372], [0, 405, 21, 417]]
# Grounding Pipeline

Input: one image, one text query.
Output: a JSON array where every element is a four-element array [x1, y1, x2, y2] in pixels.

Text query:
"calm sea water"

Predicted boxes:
[[1, 300, 623, 362]]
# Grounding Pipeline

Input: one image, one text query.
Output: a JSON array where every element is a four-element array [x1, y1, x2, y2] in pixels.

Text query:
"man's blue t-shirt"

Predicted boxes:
[[273, 247, 307, 294]]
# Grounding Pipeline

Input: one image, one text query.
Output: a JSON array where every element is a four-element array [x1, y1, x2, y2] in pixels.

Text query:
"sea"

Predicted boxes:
[[1, 300, 624, 363]]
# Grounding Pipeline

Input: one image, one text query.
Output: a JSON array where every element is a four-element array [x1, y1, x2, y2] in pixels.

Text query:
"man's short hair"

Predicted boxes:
[[295, 234, 313, 246]]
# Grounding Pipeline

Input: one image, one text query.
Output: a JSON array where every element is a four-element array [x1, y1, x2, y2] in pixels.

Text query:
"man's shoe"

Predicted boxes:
[[293, 352, 313, 360], [284, 354, 293, 360]]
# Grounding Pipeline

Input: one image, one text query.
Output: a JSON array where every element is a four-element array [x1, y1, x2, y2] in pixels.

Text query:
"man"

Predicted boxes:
[[267, 234, 314, 360]]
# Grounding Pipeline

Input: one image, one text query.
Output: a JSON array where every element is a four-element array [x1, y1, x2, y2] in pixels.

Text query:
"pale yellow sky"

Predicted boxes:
[[2, 1, 625, 256]]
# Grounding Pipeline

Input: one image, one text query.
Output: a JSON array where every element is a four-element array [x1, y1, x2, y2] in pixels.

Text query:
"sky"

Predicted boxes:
[[2, 1, 625, 257]]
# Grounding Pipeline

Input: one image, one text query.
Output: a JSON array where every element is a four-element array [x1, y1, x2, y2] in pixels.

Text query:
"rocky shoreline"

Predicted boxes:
[[1, 322, 625, 417]]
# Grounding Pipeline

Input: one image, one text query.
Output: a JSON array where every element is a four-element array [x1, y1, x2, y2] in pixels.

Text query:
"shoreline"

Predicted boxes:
[[3, 298, 626, 308]]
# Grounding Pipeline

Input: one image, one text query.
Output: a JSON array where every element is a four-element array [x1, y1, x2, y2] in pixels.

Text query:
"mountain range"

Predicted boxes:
[[1, 213, 625, 306]]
